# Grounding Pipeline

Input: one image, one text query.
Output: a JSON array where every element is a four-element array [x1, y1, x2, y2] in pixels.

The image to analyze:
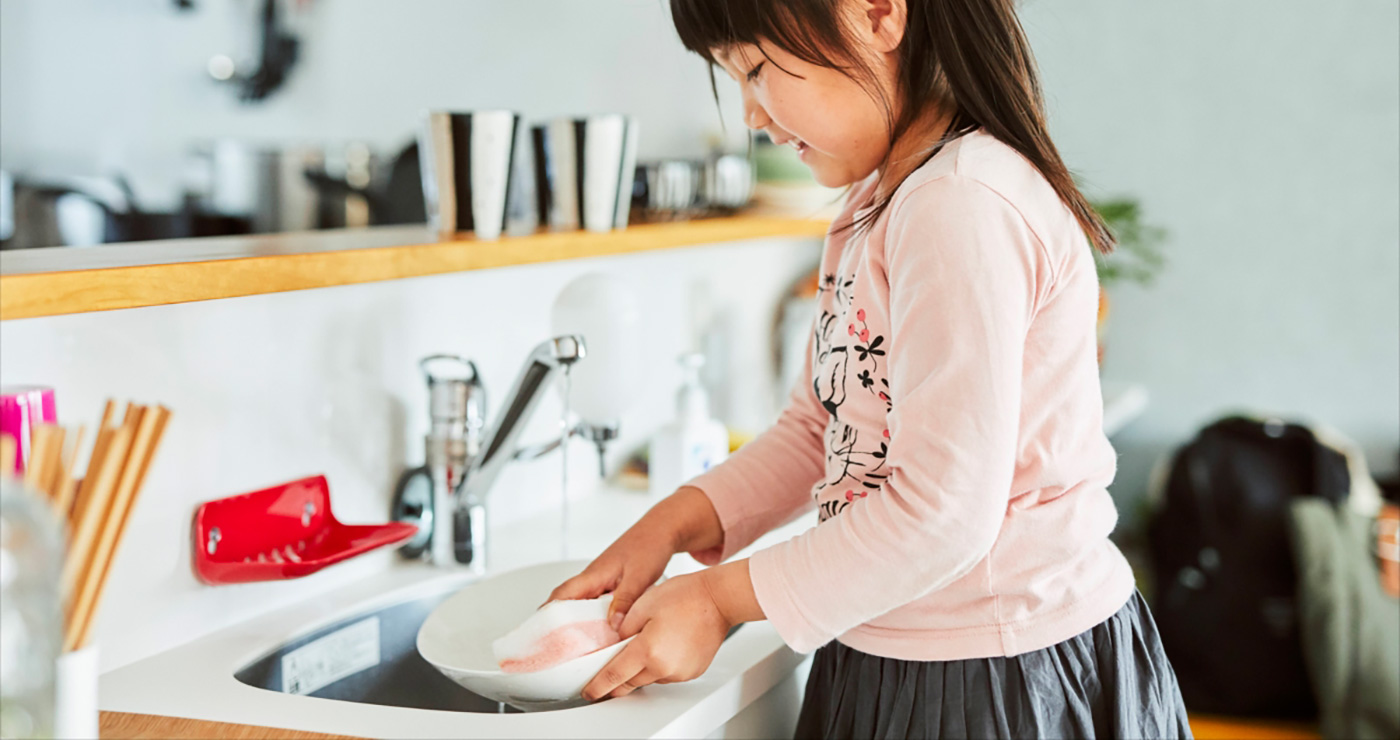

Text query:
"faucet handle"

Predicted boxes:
[[420, 354, 481, 389]]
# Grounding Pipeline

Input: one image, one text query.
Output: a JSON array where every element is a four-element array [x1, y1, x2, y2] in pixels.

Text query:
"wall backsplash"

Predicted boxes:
[[0, 236, 820, 672]]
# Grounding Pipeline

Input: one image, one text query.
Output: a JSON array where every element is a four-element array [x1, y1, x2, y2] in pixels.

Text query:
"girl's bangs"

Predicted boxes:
[[669, 0, 845, 71], [671, 0, 764, 64]]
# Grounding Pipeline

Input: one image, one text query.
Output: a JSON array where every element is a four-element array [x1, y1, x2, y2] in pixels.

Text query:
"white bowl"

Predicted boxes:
[[417, 560, 633, 711]]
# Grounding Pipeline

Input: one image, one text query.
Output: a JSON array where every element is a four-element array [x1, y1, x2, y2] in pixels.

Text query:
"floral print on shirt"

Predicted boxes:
[[811, 269, 895, 524]]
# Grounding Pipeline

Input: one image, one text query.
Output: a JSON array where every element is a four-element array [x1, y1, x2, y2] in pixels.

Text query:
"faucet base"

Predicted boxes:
[[390, 466, 434, 559]]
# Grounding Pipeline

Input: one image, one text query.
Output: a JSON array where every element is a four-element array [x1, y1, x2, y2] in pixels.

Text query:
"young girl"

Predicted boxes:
[[550, 0, 1191, 736]]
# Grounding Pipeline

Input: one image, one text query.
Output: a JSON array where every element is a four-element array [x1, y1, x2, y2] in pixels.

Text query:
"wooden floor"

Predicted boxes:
[[1189, 713, 1321, 739]]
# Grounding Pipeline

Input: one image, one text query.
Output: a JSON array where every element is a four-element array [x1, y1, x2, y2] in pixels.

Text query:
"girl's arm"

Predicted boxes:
[[702, 559, 765, 624], [644, 484, 723, 554]]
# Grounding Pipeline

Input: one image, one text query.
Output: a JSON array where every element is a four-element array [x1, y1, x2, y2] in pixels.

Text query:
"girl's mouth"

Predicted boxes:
[[773, 135, 812, 161]]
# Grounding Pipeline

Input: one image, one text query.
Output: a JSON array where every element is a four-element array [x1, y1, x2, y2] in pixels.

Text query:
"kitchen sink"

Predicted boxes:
[[233, 586, 743, 714], [234, 589, 517, 713], [100, 510, 811, 738]]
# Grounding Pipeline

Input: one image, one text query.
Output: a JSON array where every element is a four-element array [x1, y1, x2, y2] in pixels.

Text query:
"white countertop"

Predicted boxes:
[[1101, 382, 1149, 438], [99, 487, 814, 739]]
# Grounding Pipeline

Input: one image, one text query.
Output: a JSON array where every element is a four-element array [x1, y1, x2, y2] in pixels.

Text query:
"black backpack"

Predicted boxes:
[[1147, 416, 1351, 718]]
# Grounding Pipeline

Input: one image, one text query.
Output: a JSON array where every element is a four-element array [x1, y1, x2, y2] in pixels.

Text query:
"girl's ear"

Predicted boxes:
[[853, 0, 907, 54]]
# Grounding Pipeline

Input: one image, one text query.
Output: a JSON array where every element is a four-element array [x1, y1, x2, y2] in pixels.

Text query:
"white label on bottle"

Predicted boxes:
[[281, 616, 380, 695]]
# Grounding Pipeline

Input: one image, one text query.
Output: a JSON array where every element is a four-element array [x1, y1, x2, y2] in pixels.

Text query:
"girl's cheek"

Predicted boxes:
[[766, 98, 816, 145], [803, 91, 857, 151], [763, 79, 811, 132]]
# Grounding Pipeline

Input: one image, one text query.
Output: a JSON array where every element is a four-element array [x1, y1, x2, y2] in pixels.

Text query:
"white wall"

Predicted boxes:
[[1019, 1, 1400, 518], [0, 0, 749, 209]]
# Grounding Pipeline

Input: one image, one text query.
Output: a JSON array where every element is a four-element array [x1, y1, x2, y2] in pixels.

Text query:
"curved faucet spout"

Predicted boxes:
[[459, 335, 586, 506]]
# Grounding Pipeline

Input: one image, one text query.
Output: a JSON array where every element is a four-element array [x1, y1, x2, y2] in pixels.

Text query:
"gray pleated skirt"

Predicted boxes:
[[794, 592, 1192, 739]]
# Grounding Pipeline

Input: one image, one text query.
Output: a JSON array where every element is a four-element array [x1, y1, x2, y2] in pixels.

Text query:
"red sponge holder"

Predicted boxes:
[[192, 474, 418, 585]]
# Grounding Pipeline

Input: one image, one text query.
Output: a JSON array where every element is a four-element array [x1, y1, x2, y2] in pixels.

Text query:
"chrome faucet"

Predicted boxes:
[[392, 335, 588, 572]]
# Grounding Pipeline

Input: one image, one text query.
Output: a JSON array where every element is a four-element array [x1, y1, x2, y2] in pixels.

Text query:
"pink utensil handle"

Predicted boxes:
[[0, 386, 57, 474]]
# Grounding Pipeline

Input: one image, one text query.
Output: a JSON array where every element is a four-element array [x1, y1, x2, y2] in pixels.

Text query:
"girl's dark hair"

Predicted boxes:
[[670, 0, 1115, 253]]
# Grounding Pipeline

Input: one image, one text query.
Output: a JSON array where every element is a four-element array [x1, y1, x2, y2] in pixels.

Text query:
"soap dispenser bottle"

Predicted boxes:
[[649, 353, 729, 498]]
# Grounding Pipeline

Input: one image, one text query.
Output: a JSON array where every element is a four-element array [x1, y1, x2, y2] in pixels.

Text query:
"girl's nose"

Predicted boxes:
[[742, 91, 771, 130]]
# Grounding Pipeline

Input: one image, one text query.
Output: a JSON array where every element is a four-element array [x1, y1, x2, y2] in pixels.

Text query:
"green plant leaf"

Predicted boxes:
[[1089, 197, 1167, 287]]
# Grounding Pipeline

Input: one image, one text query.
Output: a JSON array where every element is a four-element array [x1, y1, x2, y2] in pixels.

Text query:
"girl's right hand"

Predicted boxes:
[[543, 486, 724, 630], [544, 528, 673, 631]]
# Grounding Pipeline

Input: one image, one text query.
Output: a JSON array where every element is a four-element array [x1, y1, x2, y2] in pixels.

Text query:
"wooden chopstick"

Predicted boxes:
[[24, 424, 53, 492], [62, 422, 133, 650], [123, 408, 169, 507], [0, 433, 15, 478], [70, 401, 119, 528], [97, 399, 117, 432], [120, 402, 137, 429], [70, 406, 153, 648], [42, 426, 67, 501], [53, 425, 86, 520], [72, 406, 170, 649]]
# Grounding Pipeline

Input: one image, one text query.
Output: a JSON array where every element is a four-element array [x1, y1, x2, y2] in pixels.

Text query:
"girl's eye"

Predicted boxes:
[[745, 62, 765, 82]]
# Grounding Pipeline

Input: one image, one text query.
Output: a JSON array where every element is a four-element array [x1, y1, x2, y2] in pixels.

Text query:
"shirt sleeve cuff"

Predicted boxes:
[[748, 541, 831, 654]]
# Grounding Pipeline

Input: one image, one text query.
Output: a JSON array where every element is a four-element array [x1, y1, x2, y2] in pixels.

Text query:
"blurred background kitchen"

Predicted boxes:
[[0, 1, 1396, 738]]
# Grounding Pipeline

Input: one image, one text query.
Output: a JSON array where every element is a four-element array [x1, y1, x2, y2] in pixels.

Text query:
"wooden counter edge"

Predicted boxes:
[[100, 711, 364, 739]]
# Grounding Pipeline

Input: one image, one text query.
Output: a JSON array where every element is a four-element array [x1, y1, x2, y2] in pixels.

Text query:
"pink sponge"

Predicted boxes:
[[492, 593, 623, 674]]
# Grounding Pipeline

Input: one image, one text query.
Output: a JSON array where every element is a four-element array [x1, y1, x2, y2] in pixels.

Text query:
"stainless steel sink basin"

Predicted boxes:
[[233, 588, 743, 714], [235, 589, 518, 713]]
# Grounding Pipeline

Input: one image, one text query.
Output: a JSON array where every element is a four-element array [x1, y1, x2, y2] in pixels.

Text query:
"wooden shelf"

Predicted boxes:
[[0, 217, 828, 320]]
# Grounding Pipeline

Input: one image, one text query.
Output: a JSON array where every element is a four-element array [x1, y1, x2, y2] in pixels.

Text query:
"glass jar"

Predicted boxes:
[[0, 476, 64, 739]]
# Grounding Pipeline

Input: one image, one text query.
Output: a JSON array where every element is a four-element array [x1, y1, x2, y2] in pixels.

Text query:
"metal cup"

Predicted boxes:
[[703, 154, 755, 210], [531, 115, 639, 233], [643, 160, 701, 217], [419, 110, 522, 240]]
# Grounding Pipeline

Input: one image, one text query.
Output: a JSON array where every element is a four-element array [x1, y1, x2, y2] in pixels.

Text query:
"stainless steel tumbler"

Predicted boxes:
[[531, 115, 639, 233], [419, 110, 522, 240]]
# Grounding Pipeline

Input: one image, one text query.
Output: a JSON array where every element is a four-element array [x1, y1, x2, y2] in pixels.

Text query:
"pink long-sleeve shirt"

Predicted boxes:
[[688, 129, 1135, 660]]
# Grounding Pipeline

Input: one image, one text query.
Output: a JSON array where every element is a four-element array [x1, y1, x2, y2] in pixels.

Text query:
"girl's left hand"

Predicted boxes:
[[581, 571, 732, 701]]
